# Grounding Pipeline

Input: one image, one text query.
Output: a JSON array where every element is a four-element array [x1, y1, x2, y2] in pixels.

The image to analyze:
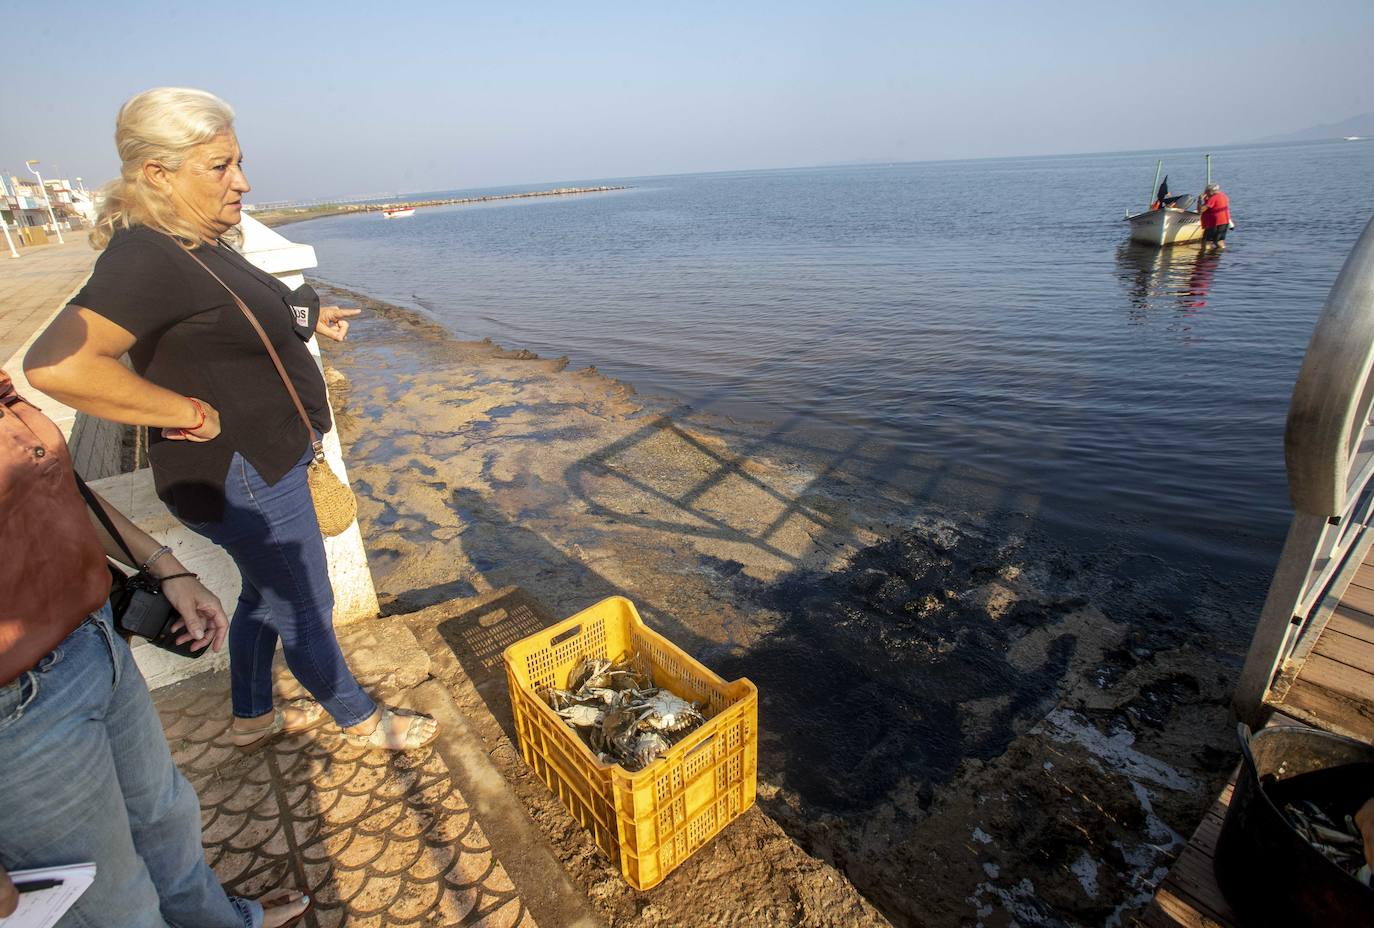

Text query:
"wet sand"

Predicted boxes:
[[316, 282, 1250, 927]]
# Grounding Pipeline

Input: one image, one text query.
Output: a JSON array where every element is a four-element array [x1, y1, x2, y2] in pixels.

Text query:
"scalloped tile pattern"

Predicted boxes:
[[154, 674, 538, 927]]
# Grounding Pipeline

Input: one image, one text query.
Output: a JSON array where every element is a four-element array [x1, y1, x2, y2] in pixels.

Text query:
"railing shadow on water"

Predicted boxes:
[[534, 368, 1235, 813]]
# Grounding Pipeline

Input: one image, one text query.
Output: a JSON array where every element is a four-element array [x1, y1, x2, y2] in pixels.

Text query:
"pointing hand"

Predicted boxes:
[[316, 306, 362, 342]]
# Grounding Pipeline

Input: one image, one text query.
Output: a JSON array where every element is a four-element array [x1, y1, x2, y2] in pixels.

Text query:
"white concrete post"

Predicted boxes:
[[1, 216, 18, 258], [238, 214, 380, 625]]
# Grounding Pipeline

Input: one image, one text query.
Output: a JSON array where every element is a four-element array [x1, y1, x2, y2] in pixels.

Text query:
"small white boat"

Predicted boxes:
[[381, 207, 414, 219], [1124, 204, 1203, 247], [1122, 156, 1213, 247]]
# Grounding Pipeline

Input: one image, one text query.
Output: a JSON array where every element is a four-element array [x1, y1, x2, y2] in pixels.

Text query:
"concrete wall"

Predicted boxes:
[[69, 412, 128, 478]]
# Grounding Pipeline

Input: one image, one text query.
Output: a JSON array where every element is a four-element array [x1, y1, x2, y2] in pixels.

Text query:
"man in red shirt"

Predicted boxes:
[[1200, 183, 1232, 252]]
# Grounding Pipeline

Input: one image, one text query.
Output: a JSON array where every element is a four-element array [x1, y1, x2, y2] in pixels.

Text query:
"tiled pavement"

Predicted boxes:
[[0, 231, 95, 366], [157, 677, 537, 928], [152, 619, 603, 928]]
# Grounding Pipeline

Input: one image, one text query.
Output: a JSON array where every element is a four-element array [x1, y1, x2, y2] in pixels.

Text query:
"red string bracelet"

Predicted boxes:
[[186, 397, 206, 434]]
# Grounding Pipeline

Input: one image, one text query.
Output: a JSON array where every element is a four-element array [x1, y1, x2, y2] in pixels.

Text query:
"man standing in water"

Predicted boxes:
[[1200, 183, 1231, 251]]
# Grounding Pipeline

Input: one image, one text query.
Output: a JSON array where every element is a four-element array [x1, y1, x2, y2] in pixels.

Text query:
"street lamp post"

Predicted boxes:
[[25, 160, 65, 245]]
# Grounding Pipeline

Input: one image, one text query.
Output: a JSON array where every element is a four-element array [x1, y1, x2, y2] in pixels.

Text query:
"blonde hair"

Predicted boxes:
[[91, 87, 238, 249]]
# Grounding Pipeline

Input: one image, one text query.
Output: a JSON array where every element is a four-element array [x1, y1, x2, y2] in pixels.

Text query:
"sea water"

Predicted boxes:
[[293, 139, 1374, 588]]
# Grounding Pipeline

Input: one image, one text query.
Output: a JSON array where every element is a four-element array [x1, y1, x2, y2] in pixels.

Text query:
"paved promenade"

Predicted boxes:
[[155, 617, 602, 928], [0, 231, 124, 471], [0, 231, 96, 367]]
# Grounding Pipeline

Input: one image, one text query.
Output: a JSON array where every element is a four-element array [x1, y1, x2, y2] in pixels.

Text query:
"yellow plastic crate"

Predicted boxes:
[[503, 596, 758, 890]]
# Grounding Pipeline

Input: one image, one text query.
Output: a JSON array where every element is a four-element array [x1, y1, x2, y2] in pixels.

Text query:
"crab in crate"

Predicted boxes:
[[569, 657, 649, 694], [541, 653, 706, 771], [590, 692, 641, 762], [629, 732, 671, 769], [556, 703, 603, 728], [635, 690, 703, 733]]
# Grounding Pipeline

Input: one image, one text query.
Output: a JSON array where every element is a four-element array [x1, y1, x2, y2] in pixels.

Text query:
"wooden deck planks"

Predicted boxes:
[[1300, 652, 1374, 701], [1328, 604, 1374, 645], [1149, 882, 1233, 928], [1351, 560, 1374, 593], [1270, 552, 1374, 741], [1281, 675, 1374, 741], [1342, 576, 1374, 617], [1312, 627, 1374, 672], [1141, 783, 1236, 927]]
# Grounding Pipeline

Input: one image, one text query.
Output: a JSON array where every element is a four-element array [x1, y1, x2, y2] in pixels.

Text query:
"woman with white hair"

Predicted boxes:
[[25, 88, 438, 754]]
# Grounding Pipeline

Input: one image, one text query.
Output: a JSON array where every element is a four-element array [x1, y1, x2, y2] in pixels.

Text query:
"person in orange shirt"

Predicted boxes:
[[1200, 183, 1232, 252]]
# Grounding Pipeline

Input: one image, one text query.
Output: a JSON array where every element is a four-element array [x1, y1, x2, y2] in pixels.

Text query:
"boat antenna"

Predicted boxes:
[[1150, 159, 1162, 209], [1205, 153, 1212, 188]]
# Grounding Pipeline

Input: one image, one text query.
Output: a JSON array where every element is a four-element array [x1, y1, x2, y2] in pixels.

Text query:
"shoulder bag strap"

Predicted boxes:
[[74, 472, 138, 566], [182, 247, 325, 462]]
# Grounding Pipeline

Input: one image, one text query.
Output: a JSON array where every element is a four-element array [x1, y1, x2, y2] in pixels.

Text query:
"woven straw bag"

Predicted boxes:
[[186, 248, 357, 537], [306, 448, 357, 536]]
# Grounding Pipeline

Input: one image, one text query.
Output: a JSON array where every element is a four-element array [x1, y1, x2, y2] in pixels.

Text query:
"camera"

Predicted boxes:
[[110, 570, 206, 659]]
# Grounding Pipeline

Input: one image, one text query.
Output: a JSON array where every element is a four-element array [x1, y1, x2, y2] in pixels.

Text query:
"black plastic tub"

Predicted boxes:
[[1214, 723, 1374, 927]]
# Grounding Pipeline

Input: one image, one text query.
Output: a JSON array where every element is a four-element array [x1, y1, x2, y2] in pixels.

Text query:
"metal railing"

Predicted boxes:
[[1233, 215, 1374, 726]]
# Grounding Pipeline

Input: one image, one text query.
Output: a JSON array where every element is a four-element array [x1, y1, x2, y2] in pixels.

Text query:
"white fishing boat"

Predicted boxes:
[[1124, 203, 1203, 247], [1122, 156, 1212, 248], [381, 207, 414, 219]]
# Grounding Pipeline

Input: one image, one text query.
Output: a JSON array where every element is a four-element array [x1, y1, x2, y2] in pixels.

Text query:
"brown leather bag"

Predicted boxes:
[[184, 248, 357, 537]]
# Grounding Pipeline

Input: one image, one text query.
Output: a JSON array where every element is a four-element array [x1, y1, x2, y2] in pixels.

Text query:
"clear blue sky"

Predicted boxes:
[[3, 0, 1371, 202]]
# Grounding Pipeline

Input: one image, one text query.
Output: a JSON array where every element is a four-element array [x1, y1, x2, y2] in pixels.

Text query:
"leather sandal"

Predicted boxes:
[[230, 699, 330, 752], [346, 706, 439, 752]]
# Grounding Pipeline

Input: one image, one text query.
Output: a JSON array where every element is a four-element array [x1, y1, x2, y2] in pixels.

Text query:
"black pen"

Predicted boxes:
[[16, 878, 64, 893]]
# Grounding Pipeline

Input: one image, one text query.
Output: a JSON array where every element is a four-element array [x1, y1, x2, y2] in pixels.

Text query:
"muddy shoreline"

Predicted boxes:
[[315, 279, 1255, 927]]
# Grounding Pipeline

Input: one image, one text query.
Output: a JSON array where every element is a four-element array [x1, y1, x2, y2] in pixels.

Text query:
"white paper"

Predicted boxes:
[[1, 863, 96, 928]]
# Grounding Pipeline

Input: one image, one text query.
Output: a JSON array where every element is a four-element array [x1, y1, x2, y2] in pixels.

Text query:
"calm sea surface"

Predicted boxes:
[[294, 140, 1374, 583]]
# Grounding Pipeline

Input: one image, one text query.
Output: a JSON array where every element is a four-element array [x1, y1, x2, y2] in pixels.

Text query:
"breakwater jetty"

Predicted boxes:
[[252, 185, 631, 228]]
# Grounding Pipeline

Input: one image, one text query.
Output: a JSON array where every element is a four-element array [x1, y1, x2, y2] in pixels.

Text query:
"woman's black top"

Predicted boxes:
[[71, 226, 330, 523]]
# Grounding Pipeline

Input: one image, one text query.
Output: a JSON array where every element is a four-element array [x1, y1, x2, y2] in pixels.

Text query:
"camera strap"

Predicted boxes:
[[72, 474, 204, 658], [73, 473, 139, 568]]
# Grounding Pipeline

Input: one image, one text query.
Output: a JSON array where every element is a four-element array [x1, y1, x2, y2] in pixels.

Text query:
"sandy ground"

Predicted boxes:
[[315, 282, 1258, 927]]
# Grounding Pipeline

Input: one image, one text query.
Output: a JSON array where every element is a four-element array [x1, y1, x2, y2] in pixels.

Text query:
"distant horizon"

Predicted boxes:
[[256, 135, 1364, 209], [11, 131, 1358, 209]]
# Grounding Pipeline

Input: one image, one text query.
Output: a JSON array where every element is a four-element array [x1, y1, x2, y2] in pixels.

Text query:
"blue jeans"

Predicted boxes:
[[0, 604, 261, 928], [179, 450, 375, 727]]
